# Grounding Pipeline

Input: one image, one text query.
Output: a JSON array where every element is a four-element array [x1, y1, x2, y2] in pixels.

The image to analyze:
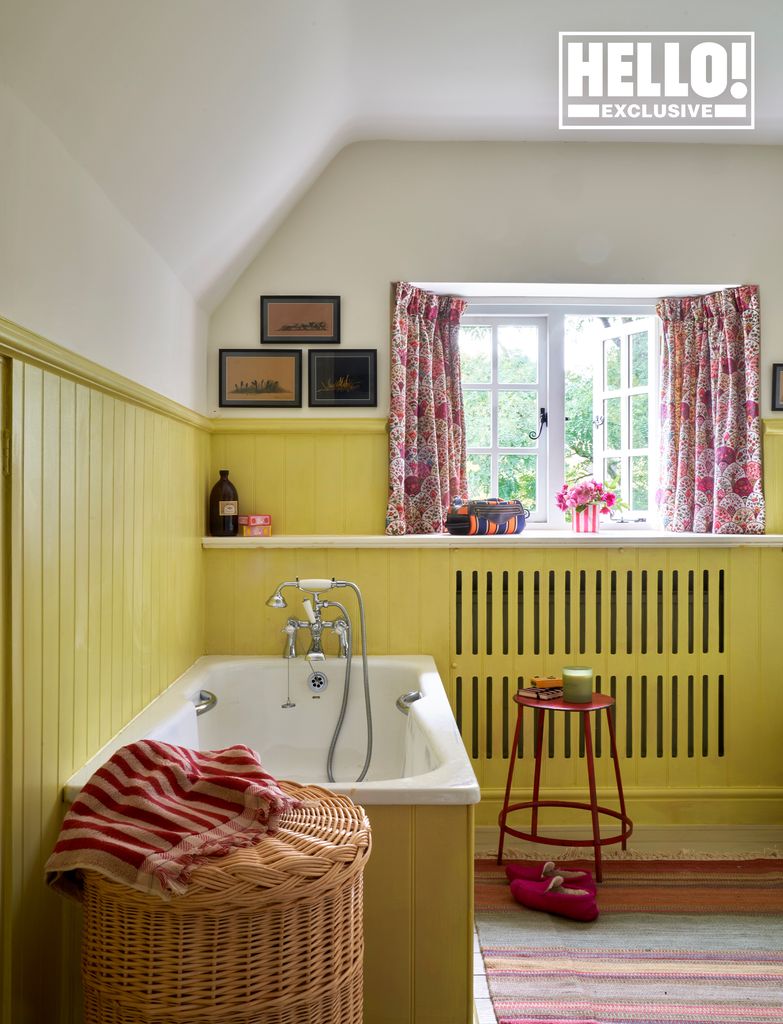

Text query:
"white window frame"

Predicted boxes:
[[460, 314, 548, 522], [461, 301, 659, 529], [593, 316, 659, 522]]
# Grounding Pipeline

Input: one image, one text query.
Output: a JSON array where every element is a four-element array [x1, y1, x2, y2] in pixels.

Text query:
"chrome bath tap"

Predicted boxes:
[[270, 583, 349, 660], [265, 577, 373, 783]]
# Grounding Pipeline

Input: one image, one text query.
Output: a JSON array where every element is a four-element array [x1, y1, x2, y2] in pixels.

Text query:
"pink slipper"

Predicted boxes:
[[504, 860, 595, 891], [510, 875, 599, 922]]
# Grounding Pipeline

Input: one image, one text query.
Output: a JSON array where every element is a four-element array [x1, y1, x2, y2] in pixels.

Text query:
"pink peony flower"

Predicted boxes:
[[555, 479, 617, 514]]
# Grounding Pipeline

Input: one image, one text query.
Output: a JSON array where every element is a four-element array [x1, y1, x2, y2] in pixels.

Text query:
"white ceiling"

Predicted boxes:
[[2, 0, 782, 311]]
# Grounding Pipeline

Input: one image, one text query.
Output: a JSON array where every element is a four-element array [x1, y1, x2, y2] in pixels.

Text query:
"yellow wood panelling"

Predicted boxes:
[[362, 804, 473, 1024], [0, 358, 10, 1024], [210, 416, 387, 435], [6, 360, 208, 1024], [762, 419, 783, 533], [209, 426, 388, 535], [0, 315, 210, 432]]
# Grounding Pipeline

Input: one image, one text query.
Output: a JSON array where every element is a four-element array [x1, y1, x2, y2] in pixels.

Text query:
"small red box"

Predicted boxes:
[[238, 514, 272, 527]]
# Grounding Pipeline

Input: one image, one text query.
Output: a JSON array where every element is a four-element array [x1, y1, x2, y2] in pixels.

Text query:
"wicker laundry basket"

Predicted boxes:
[[80, 783, 371, 1024]]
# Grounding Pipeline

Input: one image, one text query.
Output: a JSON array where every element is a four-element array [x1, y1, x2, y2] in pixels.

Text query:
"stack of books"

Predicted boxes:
[[518, 676, 564, 700], [519, 686, 563, 700]]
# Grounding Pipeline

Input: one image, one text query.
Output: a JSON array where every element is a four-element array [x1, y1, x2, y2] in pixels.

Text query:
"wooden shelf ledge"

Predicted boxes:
[[202, 532, 783, 550]]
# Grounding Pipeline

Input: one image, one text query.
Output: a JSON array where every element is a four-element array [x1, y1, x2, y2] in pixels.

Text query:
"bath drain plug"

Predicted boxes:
[[307, 671, 328, 693]]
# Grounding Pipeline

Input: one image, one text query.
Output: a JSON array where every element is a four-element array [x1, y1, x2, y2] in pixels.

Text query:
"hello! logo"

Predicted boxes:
[[559, 32, 754, 129]]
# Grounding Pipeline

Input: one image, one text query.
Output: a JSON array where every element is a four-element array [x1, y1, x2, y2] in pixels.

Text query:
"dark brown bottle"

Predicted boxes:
[[209, 470, 239, 536]]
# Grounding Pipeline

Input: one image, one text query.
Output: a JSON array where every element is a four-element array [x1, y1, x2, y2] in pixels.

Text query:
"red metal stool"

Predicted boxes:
[[497, 692, 633, 882]]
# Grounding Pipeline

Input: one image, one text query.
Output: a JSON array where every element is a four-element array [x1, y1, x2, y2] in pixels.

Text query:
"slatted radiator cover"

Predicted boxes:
[[451, 556, 728, 779]]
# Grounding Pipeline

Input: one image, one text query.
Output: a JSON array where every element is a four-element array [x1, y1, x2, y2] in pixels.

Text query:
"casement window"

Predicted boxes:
[[459, 304, 658, 527]]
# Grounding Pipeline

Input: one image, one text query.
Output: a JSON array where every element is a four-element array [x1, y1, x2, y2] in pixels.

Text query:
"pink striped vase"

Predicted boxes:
[[572, 506, 599, 533]]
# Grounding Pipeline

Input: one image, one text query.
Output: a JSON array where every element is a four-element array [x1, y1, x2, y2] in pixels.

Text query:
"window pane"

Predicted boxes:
[[498, 454, 536, 509], [498, 391, 538, 447], [498, 325, 537, 384], [604, 457, 622, 496], [466, 453, 491, 499], [630, 331, 649, 387], [459, 325, 491, 384], [604, 397, 621, 450], [630, 394, 649, 448], [564, 321, 595, 486], [631, 455, 649, 511], [464, 390, 491, 447], [604, 337, 621, 390]]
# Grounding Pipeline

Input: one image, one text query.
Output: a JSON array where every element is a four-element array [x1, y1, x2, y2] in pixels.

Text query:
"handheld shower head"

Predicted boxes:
[[265, 581, 298, 609], [266, 578, 349, 609]]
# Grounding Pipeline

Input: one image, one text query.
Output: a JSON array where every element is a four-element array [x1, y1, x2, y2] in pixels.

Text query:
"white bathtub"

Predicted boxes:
[[63, 654, 480, 806]]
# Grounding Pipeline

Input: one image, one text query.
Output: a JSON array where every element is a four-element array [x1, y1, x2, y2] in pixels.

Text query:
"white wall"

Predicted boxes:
[[209, 140, 783, 416], [0, 84, 207, 412]]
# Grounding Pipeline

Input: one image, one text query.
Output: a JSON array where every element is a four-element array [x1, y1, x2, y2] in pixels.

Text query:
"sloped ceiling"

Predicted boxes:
[[2, 0, 782, 311]]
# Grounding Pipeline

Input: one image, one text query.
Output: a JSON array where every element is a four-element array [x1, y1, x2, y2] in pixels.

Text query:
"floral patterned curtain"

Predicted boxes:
[[386, 283, 468, 535], [657, 285, 764, 533]]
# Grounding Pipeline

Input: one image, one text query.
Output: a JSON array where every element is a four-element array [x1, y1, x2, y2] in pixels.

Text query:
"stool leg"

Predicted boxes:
[[606, 705, 629, 851], [582, 713, 602, 883], [497, 705, 523, 863], [530, 709, 546, 839]]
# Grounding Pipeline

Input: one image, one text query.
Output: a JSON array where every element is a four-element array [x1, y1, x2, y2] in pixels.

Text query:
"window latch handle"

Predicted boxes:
[[528, 407, 548, 441]]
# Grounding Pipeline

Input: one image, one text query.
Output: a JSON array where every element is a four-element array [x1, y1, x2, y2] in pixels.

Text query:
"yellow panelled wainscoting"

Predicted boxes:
[[363, 805, 474, 1024], [762, 419, 783, 533], [1, 320, 210, 1024], [210, 417, 388, 535]]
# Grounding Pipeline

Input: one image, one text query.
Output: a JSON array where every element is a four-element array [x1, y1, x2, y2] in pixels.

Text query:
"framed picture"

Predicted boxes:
[[260, 295, 340, 344], [773, 363, 783, 411], [308, 349, 377, 408], [219, 349, 301, 408]]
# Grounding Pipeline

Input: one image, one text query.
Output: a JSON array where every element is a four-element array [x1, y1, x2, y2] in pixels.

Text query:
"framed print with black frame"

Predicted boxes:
[[260, 295, 340, 344], [219, 349, 302, 408], [772, 363, 783, 411], [308, 349, 377, 408]]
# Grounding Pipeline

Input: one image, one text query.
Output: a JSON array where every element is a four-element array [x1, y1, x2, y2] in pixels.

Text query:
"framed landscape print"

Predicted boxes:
[[260, 295, 340, 344], [308, 349, 377, 408], [219, 349, 302, 408]]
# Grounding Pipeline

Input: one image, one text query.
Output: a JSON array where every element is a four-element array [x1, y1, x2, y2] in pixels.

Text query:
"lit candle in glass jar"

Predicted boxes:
[[562, 666, 593, 703]]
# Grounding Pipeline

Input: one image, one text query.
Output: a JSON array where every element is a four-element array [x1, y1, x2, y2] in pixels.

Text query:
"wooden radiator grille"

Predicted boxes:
[[455, 672, 725, 761], [455, 567, 725, 658], [452, 558, 729, 764]]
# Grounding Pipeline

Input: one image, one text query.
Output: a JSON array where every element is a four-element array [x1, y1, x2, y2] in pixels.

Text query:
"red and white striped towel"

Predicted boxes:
[[45, 740, 300, 899]]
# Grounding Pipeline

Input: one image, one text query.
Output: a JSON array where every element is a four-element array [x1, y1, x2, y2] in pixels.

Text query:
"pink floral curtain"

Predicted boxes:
[[386, 283, 468, 535], [657, 285, 764, 534]]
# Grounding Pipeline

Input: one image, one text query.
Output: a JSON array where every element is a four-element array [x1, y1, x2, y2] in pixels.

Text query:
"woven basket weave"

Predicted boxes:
[[80, 782, 371, 1024]]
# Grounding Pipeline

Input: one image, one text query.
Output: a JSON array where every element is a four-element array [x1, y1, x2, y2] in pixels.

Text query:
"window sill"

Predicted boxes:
[[202, 532, 783, 549]]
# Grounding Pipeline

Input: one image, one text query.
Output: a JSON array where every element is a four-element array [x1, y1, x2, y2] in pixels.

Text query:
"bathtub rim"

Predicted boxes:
[[62, 654, 481, 806]]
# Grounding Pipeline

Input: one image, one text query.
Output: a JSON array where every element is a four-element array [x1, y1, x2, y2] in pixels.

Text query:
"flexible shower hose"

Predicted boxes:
[[324, 584, 373, 783]]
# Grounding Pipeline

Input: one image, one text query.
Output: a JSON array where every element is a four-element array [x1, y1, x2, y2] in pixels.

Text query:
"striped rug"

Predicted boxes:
[[475, 859, 783, 1024]]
